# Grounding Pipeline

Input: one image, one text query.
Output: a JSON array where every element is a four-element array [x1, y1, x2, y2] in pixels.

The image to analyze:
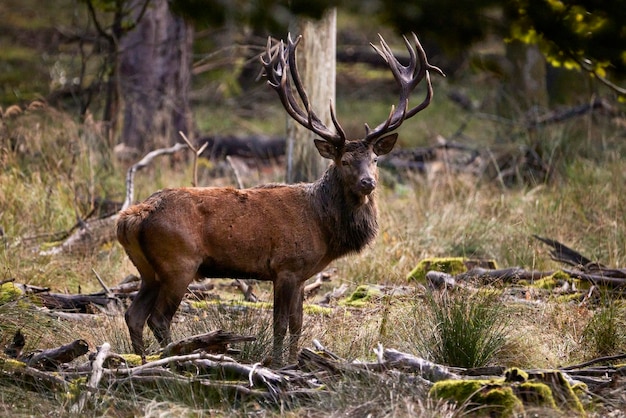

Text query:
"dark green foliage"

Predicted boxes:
[[375, 0, 503, 54], [507, 0, 626, 77], [171, 0, 338, 32]]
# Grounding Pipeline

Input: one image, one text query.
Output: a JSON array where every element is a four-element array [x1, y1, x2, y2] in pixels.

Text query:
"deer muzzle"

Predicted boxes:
[[359, 177, 376, 195]]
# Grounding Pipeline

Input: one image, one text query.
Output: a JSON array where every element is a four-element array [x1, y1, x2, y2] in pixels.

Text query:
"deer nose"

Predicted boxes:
[[360, 177, 376, 194]]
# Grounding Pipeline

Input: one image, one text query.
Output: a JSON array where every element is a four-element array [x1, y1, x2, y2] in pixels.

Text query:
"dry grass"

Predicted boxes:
[[1, 79, 626, 416]]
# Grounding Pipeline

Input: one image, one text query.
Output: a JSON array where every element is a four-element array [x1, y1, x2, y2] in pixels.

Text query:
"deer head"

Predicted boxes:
[[261, 32, 444, 198]]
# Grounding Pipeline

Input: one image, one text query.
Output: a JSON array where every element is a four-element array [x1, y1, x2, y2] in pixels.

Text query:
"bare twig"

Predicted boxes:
[[122, 142, 187, 211], [179, 131, 208, 187], [231, 279, 258, 302]]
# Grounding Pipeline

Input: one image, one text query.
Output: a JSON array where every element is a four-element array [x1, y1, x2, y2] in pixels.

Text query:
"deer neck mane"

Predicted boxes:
[[309, 164, 379, 258]]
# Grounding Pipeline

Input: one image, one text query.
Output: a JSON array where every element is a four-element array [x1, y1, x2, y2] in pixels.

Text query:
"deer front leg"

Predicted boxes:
[[272, 274, 302, 365], [287, 282, 305, 363]]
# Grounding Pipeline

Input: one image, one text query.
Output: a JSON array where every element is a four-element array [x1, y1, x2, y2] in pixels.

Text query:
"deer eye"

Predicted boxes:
[[341, 160, 350, 166], [373, 157, 379, 164]]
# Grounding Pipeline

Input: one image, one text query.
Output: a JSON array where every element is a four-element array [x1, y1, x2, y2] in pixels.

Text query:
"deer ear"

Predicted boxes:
[[314, 139, 338, 160], [373, 133, 398, 156]]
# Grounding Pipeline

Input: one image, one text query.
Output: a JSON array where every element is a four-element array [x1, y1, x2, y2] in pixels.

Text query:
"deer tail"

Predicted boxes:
[[116, 201, 155, 248]]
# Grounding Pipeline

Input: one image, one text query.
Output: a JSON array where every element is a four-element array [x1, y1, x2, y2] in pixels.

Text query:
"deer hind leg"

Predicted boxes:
[[147, 266, 197, 348], [125, 265, 159, 356]]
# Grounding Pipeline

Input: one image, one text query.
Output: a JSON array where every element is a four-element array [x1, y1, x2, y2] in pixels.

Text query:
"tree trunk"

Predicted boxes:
[[500, 40, 548, 117], [117, 0, 193, 157], [286, 9, 336, 183]]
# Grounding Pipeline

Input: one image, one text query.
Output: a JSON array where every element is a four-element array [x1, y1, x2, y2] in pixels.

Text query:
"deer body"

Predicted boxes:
[[118, 33, 442, 364], [118, 138, 392, 361]]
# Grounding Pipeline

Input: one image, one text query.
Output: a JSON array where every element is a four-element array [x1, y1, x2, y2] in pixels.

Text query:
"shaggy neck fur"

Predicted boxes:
[[308, 163, 378, 258]]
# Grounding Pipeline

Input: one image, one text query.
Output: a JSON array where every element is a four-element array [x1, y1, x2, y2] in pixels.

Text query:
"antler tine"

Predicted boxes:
[[364, 33, 444, 142], [404, 32, 445, 118], [261, 35, 345, 146], [261, 37, 306, 126]]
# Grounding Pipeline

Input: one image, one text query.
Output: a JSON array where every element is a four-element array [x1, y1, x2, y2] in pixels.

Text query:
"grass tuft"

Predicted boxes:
[[416, 290, 510, 368]]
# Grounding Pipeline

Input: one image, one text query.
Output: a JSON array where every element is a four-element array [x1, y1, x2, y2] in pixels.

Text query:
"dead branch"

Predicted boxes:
[[533, 235, 596, 268], [122, 142, 187, 211], [316, 283, 348, 305], [35, 292, 115, 313], [161, 330, 256, 357], [190, 358, 286, 391], [304, 269, 336, 299], [231, 279, 258, 302], [456, 267, 554, 283], [179, 131, 208, 187], [382, 348, 461, 382], [22, 339, 90, 371], [72, 342, 110, 413]]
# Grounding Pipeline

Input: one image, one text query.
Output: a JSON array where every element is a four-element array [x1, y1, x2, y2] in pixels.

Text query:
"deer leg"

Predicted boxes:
[[272, 276, 297, 365], [287, 282, 305, 363], [125, 278, 160, 355], [147, 270, 195, 347]]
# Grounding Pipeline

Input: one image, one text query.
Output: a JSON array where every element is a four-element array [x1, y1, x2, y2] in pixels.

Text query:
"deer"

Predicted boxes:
[[116, 32, 443, 364]]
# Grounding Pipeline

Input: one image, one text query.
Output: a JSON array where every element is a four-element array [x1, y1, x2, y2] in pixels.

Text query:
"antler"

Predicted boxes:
[[261, 34, 346, 147], [364, 33, 445, 143]]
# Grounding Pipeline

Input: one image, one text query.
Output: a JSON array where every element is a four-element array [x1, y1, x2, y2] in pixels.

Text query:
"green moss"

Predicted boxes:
[[65, 377, 87, 402], [119, 353, 160, 366], [554, 293, 584, 303], [0, 282, 24, 304], [430, 371, 587, 415], [515, 382, 557, 409], [526, 370, 586, 414], [407, 257, 468, 283], [339, 285, 381, 307], [430, 379, 523, 416], [504, 367, 529, 382], [532, 270, 573, 290], [303, 304, 333, 316], [0, 357, 27, 370]]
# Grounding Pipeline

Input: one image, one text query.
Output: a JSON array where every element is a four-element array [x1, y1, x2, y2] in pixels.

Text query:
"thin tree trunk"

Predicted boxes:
[[118, 0, 193, 156], [500, 40, 548, 117], [286, 8, 336, 183]]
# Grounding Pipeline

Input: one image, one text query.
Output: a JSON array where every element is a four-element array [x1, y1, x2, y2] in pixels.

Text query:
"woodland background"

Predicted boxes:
[[1, 0, 626, 416]]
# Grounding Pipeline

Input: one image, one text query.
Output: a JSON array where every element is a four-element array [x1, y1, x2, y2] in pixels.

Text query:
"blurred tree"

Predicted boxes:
[[285, 9, 337, 183], [117, 0, 193, 155]]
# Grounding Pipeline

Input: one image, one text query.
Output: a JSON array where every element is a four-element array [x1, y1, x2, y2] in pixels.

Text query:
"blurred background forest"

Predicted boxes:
[[1, 0, 624, 156]]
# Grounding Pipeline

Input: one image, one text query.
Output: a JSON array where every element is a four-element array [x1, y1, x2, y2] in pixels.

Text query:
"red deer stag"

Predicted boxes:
[[117, 33, 443, 364]]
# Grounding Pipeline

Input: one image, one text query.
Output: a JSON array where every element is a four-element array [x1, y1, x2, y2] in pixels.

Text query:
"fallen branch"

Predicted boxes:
[[382, 348, 461, 382], [73, 342, 110, 413], [304, 269, 336, 299], [22, 339, 90, 371], [121, 142, 187, 211], [316, 283, 348, 305], [161, 330, 256, 357]]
